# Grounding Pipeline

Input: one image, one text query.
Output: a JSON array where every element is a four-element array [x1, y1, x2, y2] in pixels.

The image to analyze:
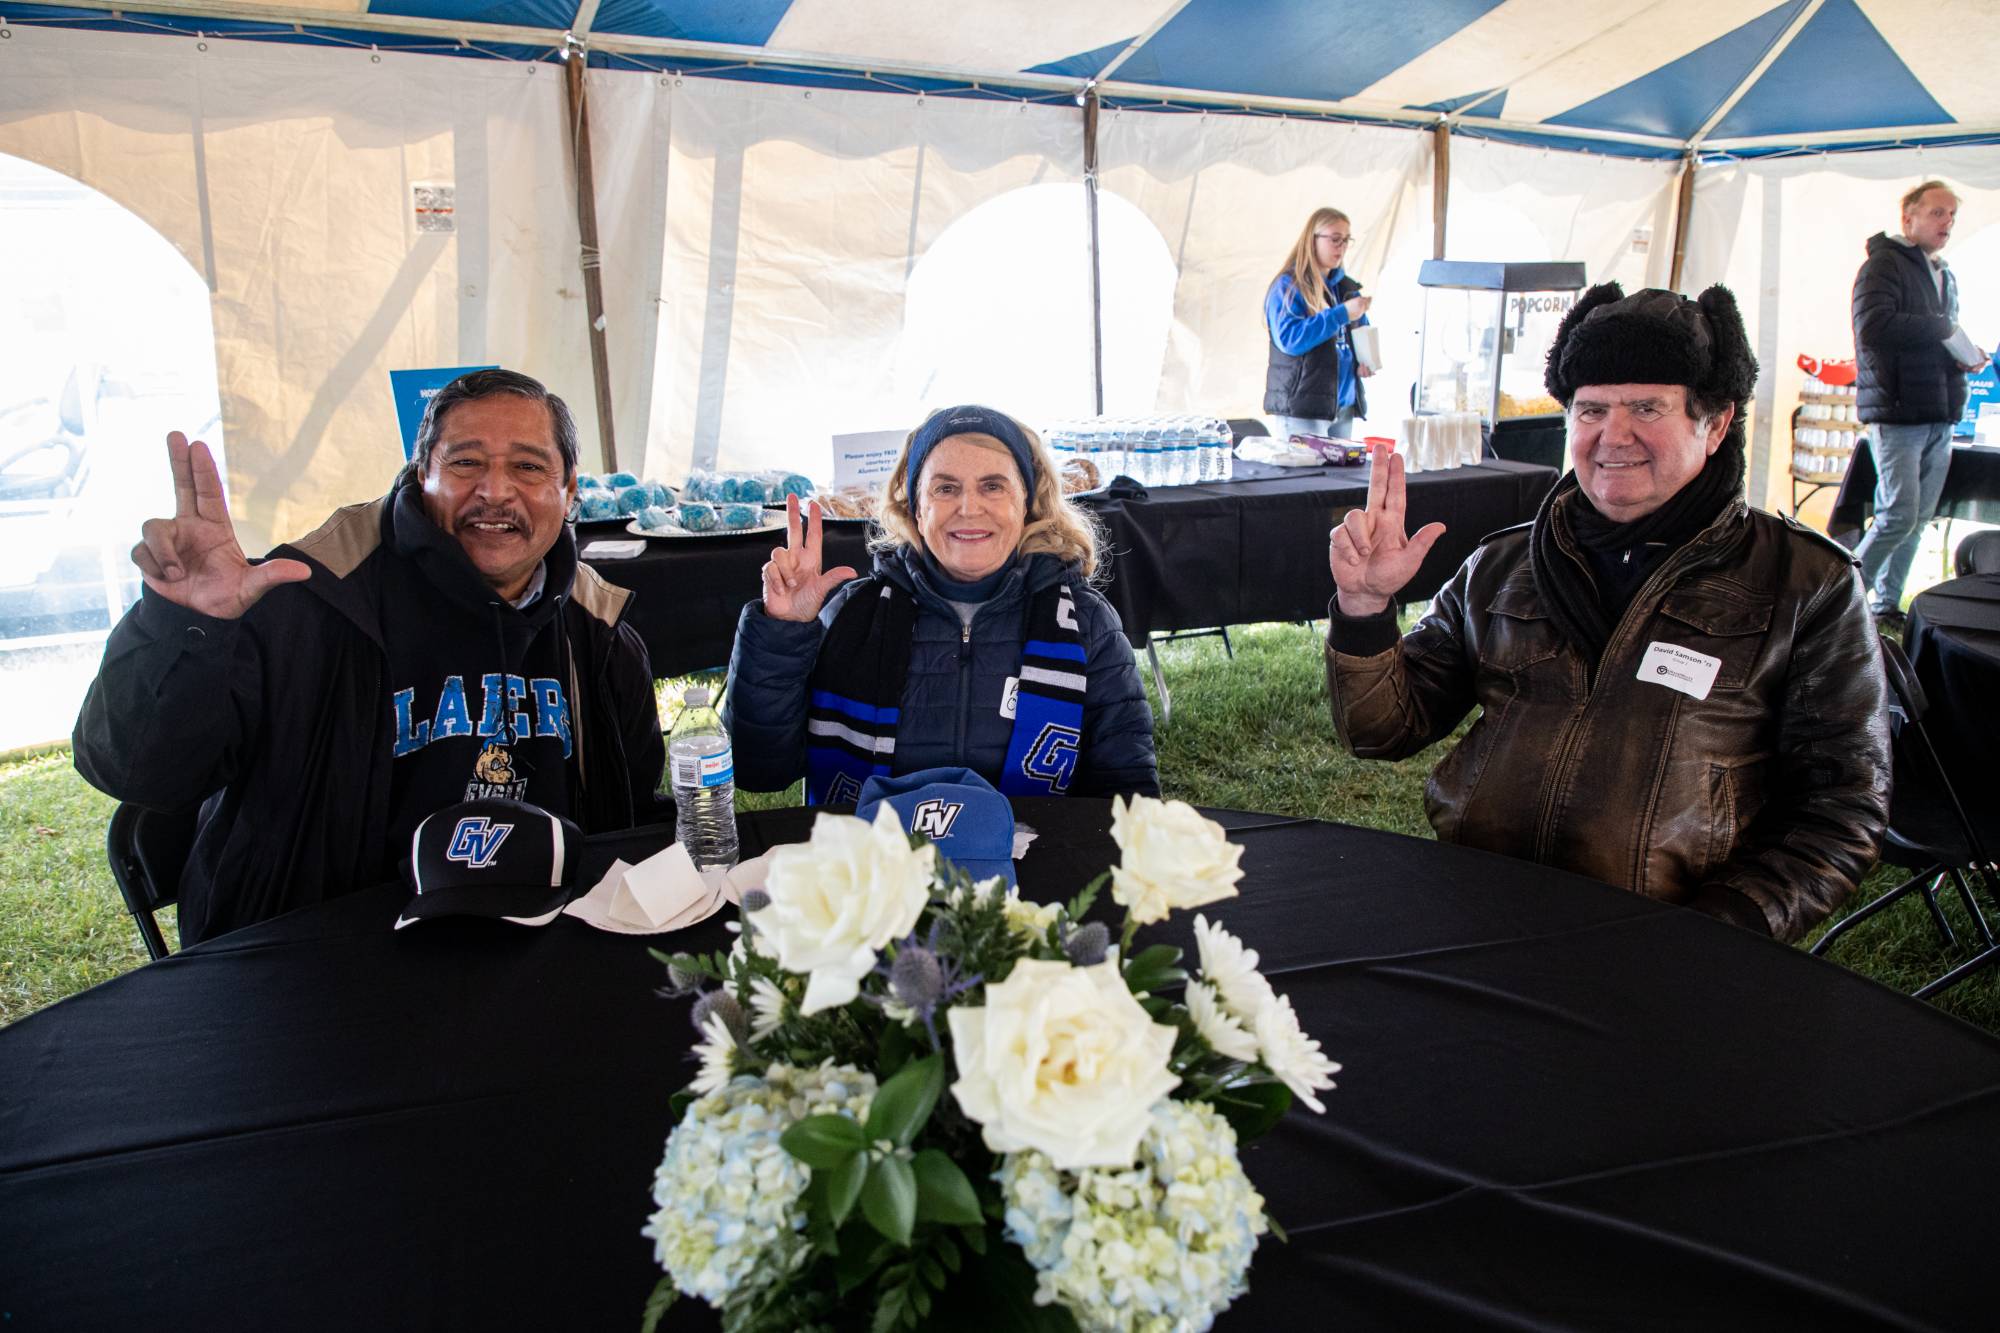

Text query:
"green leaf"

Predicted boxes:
[[833, 1224, 894, 1296], [666, 1088, 694, 1127], [879, 1020, 915, 1077], [865, 1053, 945, 1148], [781, 1114, 867, 1170], [962, 1224, 988, 1256], [639, 1274, 678, 1333], [861, 1154, 917, 1246], [1265, 1211, 1290, 1244], [1212, 1080, 1293, 1141], [1122, 943, 1187, 996], [911, 1148, 983, 1226], [1065, 870, 1108, 922], [937, 1234, 962, 1273], [826, 1151, 868, 1228]]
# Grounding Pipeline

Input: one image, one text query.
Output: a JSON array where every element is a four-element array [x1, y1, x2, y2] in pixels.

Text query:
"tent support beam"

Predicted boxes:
[[1432, 122, 1450, 259], [562, 46, 617, 474], [1668, 152, 1697, 292], [1083, 87, 1106, 417]]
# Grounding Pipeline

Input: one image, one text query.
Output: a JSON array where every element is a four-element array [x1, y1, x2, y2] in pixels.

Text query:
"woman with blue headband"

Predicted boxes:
[[724, 404, 1158, 803]]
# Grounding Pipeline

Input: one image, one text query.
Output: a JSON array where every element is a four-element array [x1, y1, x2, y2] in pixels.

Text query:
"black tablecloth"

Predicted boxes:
[[585, 460, 1556, 675], [5, 800, 1997, 1330], [1826, 439, 2000, 544], [1906, 573, 2000, 796]]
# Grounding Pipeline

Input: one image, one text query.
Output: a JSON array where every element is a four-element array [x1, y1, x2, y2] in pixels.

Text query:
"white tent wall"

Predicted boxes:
[[641, 77, 1084, 484], [1096, 112, 1431, 430], [0, 25, 613, 553], [1445, 137, 1679, 293], [1680, 144, 2000, 517]]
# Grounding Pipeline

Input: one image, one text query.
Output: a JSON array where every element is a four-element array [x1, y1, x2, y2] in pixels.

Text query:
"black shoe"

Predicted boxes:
[[1873, 608, 1907, 635]]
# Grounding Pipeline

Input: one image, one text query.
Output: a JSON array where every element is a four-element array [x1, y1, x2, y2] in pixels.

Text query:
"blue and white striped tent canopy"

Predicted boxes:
[[9, 0, 2000, 158]]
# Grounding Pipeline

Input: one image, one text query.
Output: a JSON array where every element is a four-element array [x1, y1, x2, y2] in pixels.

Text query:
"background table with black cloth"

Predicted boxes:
[[584, 459, 1557, 675], [1825, 439, 2000, 545], [1906, 573, 2000, 796], [6, 801, 1996, 1330]]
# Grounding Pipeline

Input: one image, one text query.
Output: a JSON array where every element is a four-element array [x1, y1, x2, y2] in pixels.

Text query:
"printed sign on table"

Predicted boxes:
[[831, 430, 905, 490]]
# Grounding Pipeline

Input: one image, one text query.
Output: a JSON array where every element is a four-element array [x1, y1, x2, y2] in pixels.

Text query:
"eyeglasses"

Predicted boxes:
[[1315, 232, 1353, 246]]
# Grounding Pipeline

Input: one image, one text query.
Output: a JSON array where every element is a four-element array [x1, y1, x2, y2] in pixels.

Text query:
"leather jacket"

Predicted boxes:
[[1325, 494, 1890, 942]]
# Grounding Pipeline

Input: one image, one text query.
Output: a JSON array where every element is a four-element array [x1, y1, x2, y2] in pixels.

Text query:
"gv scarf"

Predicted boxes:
[[805, 577, 1087, 804]]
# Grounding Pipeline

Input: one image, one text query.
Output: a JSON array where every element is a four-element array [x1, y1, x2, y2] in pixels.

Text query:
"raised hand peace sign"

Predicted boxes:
[[130, 432, 312, 619], [1328, 439, 1446, 617], [761, 494, 858, 623]]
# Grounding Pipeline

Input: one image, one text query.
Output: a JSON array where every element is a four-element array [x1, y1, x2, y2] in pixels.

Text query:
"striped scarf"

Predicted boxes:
[[805, 576, 1087, 804]]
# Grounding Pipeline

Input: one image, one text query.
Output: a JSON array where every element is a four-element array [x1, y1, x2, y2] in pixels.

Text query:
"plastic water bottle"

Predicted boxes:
[[666, 687, 738, 871], [1132, 423, 1162, 486]]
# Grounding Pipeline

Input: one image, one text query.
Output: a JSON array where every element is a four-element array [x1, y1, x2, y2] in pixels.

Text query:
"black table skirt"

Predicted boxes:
[[585, 460, 1556, 676], [1826, 439, 2000, 545], [1906, 573, 2000, 796], [5, 800, 1997, 1331]]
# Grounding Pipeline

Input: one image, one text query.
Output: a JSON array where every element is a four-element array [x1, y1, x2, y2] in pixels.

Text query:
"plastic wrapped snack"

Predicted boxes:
[[676, 502, 718, 532], [605, 471, 640, 489], [684, 469, 818, 505], [614, 484, 652, 516], [577, 473, 609, 492], [636, 505, 675, 531], [577, 491, 620, 522], [718, 503, 761, 530]]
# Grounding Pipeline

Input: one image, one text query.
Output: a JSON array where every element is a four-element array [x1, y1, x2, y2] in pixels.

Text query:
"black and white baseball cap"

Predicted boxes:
[[395, 798, 582, 930]]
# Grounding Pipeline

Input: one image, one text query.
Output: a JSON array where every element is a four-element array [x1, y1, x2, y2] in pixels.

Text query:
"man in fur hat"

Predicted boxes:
[[1322, 283, 1889, 942]]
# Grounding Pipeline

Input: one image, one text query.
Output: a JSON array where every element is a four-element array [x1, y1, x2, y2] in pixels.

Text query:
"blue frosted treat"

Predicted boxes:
[[577, 473, 609, 492], [647, 481, 674, 507], [578, 491, 619, 521], [606, 471, 640, 489], [718, 503, 760, 529], [775, 473, 815, 501], [614, 484, 649, 516], [735, 476, 770, 504], [636, 504, 673, 531], [676, 502, 718, 532], [681, 471, 719, 503]]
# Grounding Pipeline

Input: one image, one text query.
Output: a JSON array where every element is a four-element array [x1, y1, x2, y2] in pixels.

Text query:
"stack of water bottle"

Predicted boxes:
[[1044, 415, 1236, 487]]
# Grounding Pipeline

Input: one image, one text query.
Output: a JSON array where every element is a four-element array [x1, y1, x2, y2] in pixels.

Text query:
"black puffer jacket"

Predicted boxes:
[[724, 547, 1158, 799], [1852, 232, 1966, 425]]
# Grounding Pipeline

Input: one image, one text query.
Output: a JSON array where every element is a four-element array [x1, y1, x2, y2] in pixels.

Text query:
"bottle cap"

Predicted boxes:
[[683, 686, 710, 708]]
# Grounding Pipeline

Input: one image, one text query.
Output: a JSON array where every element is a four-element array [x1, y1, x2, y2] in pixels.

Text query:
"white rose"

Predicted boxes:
[[748, 807, 936, 1015], [1108, 795, 1245, 925], [948, 958, 1180, 1170]]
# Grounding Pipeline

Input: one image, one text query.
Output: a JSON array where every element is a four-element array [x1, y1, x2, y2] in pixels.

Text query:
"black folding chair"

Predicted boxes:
[[1953, 529, 2000, 576], [1812, 638, 2000, 998], [105, 803, 199, 961]]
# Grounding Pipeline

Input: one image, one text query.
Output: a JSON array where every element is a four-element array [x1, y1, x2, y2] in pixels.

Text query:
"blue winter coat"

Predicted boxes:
[[724, 547, 1159, 798]]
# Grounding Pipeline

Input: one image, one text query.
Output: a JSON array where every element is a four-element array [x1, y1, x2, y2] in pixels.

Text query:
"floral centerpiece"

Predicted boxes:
[[642, 796, 1341, 1333]]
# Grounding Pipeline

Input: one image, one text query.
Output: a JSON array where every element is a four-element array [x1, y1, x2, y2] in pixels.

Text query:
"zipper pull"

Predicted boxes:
[[1622, 548, 1632, 565], [962, 624, 972, 645]]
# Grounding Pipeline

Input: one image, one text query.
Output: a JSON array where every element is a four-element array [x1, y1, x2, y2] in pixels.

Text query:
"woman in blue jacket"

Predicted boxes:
[[724, 404, 1159, 803], [1264, 206, 1374, 438]]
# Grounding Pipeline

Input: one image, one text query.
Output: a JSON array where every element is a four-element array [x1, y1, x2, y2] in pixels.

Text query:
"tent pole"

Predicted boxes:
[[1669, 152, 1698, 293], [1083, 87, 1106, 417], [1432, 121, 1450, 259], [563, 45, 617, 474]]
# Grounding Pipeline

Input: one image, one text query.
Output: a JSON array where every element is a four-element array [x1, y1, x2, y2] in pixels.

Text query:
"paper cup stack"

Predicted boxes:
[[1396, 411, 1483, 473]]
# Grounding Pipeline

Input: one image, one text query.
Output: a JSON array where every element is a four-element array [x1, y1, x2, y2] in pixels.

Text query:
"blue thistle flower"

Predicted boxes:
[[690, 988, 748, 1043], [1064, 921, 1111, 967]]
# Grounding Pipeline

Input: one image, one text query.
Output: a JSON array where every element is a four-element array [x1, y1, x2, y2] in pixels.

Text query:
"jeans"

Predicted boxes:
[[1852, 420, 1953, 613], [1274, 412, 1358, 441]]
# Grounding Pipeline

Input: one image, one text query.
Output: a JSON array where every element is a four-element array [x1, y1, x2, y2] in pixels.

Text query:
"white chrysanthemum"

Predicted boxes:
[[1191, 915, 1275, 1025], [1183, 981, 1258, 1062], [1252, 992, 1339, 1114], [997, 1099, 1268, 1333], [747, 976, 789, 1042], [690, 1010, 738, 1096], [643, 1062, 876, 1307]]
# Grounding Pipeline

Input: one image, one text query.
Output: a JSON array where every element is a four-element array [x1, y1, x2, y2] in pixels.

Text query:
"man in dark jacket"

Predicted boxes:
[[74, 369, 666, 946], [1851, 180, 1989, 624], [1323, 283, 1889, 942]]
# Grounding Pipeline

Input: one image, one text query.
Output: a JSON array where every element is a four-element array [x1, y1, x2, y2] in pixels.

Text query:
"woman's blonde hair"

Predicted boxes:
[[872, 416, 1103, 578], [1272, 206, 1351, 316]]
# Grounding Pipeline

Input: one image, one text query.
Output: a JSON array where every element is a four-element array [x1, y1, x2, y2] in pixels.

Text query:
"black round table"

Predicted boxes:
[[3, 801, 1997, 1331], [1906, 573, 2000, 796]]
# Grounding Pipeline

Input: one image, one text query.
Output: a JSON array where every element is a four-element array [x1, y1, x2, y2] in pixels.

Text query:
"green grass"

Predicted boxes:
[[7, 623, 1998, 1036]]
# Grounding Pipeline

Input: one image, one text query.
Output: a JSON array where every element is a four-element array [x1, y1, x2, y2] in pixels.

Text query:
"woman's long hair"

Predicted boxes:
[[1271, 206, 1350, 316], [873, 418, 1103, 578]]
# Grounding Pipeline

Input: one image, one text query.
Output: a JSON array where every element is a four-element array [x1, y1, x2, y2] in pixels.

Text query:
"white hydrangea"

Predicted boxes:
[[643, 1061, 876, 1307], [996, 1100, 1268, 1333]]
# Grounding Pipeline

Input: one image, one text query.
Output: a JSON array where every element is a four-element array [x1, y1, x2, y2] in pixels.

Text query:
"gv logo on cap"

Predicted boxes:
[[446, 817, 513, 869], [909, 799, 963, 839]]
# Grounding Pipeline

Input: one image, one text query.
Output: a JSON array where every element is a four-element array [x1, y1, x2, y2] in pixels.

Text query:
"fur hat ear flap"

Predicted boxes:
[[1545, 281, 1626, 403], [1695, 284, 1757, 406]]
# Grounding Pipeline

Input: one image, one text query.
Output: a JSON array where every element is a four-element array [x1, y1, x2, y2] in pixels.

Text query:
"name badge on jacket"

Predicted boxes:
[[1000, 676, 1019, 720], [1638, 641, 1722, 701]]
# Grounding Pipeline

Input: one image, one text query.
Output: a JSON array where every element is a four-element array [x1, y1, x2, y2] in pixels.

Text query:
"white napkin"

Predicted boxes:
[[580, 539, 646, 559], [564, 843, 755, 935]]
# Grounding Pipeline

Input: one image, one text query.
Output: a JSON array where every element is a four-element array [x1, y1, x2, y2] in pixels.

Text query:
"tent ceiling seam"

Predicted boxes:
[[1092, 0, 1194, 84], [1688, 0, 1824, 148]]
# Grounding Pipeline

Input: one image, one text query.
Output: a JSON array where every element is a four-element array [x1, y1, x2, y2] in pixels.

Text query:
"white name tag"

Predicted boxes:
[[1000, 675, 1019, 720], [1638, 641, 1722, 700]]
